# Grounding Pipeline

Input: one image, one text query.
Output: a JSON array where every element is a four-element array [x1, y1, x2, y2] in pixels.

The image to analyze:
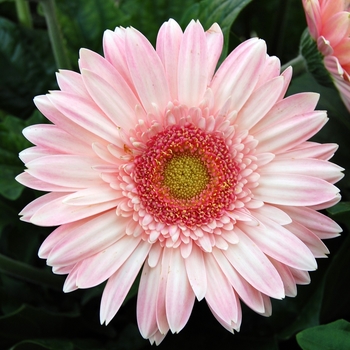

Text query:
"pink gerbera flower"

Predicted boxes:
[[302, 0, 350, 111], [17, 19, 343, 345]]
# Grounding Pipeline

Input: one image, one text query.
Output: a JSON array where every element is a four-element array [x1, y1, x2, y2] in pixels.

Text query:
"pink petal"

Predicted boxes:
[[234, 76, 285, 131], [47, 211, 128, 266], [56, 69, 89, 98], [19, 192, 68, 222], [47, 92, 120, 144], [156, 19, 183, 101], [251, 92, 320, 134], [31, 195, 120, 227], [184, 243, 207, 300], [38, 220, 85, 258], [178, 20, 208, 107], [63, 184, 123, 206], [100, 240, 151, 324], [16, 172, 78, 192], [205, 23, 224, 83], [243, 211, 317, 271], [34, 95, 108, 146], [275, 142, 339, 161], [210, 38, 266, 112], [137, 258, 162, 339], [212, 248, 265, 314], [323, 12, 350, 47], [255, 173, 340, 206], [269, 257, 297, 297], [260, 158, 344, 184], [125, 27, 170, 113], [25, 155, 102, 189], [156, 249, 171, 334], [102, 28, 136, 94], [282, 206, 342, 239], [76, 235, 142, 288], [166, 248, 195, 333], [255, 111, 328, 154], [223, 227, 284, 299], [204, 252, 239, 324], [23, 124, 92, 155], [82, 69, 141, 130], [285, 221, 329, 258]]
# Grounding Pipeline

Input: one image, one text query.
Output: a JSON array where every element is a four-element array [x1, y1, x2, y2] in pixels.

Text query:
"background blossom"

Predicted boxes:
[[302, 0, 350, 111]]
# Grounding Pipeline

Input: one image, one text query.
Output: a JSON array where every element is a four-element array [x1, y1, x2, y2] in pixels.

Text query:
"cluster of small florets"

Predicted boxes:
[[134, 123, 239, 226]]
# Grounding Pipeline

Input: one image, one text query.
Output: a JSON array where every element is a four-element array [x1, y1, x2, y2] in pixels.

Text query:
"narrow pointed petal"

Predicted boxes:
[[156, 19, 183, 101], [212, 248, 265, 314], [125, 27, 170, 113], [166, 248, 195, 333], [204, 253, 239, 324], [47, 212, 128, 266], [178, 20, 208, 107], [205, 23, 224, 82], [210, 38, 266, 112], [243, 212, 317, 271], [255, 174, 340, 206], [23, 124, 92, 155], [223, 227, 284, 299], [100, 241, 151, 324], [76, 235, 142, 288], [137, 260, 162, 339], [184, 243, 207, 301]]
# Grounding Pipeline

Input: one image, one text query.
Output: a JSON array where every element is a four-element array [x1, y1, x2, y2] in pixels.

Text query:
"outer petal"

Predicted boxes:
[[137, 259, 162, 339], [205, 23, 224, 83], [184, 243, 207, 301], [223, 227, 285, 299], [75, 235, 142, 288], [47, 211, 129, 266], [100, 240, 151, 325], [204, 252, 239, 325], [178, 20, 208, 107], [255, 173, 340, 206], [156, 19, 183, 101], [210, 38, 266, 112], [166, 248, 195, 333], [125, 27, 170, 113]]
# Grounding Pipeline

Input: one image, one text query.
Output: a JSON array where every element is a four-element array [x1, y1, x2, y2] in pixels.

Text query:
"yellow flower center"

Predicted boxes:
[[163, 153, 210, 200]]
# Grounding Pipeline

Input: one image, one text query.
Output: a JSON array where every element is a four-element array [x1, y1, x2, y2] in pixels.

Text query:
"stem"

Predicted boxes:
[[39, 0, 71, 70], [15, 0, 33, 28], [0, 253, 64, 291], [281, 54, 307, 77]]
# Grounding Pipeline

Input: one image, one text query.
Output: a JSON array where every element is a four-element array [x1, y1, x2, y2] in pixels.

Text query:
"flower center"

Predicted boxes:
[[163, 153, 210, 200], [133, 123, 239, 226]]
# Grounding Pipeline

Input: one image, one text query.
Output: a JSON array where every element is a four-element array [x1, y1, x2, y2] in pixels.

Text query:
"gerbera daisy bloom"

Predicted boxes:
[[17, 19, 343, 345], [302, 0, 350, 111]]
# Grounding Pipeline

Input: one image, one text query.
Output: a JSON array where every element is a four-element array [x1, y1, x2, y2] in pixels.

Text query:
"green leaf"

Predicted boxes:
[[327, 202, 350, 216], [55, 0, 123, 66], [0, 17, 56, 118], [179, 0, 253, 59], [297, 319, 350, 350], [300, 29, 335, 88]]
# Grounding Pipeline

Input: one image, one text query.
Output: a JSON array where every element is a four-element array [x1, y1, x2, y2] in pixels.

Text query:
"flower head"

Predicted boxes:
[[17, 19, 343, 345], [302, 0, 350, 111]]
